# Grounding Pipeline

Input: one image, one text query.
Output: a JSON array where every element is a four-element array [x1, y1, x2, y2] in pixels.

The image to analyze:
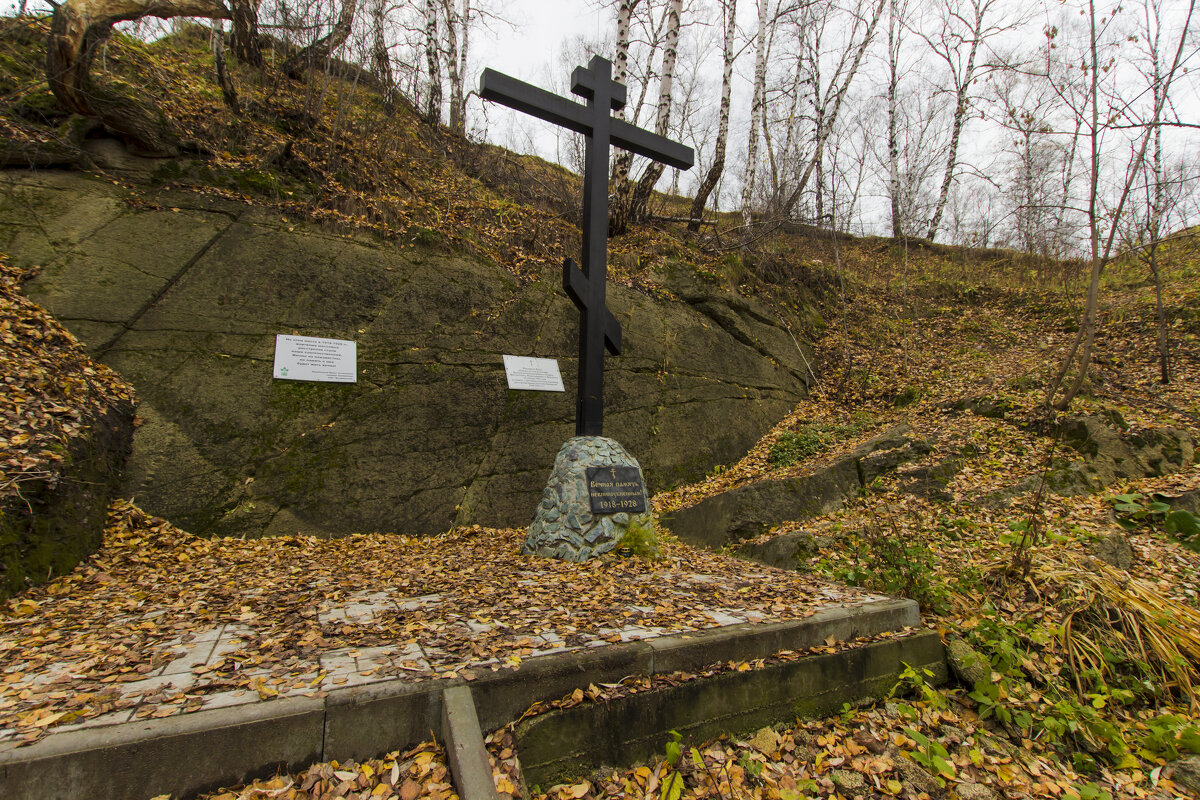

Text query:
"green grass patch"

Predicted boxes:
[[767, 418, 872, 468]]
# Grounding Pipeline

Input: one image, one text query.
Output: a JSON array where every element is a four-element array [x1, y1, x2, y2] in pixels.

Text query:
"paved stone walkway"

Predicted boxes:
[[1, 576, 883, 744]]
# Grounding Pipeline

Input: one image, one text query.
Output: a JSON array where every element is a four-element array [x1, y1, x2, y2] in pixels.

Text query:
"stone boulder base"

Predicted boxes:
[[524, 437, 652, 562]]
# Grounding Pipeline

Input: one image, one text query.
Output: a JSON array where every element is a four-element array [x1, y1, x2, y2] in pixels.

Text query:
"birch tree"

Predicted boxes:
[[424, 0, 442, 124], [885, 0, 904, 236], [442, 0, 463, 133], [1047, 0, 1195, 410], [688, 0, 737, 230], [1126, 0, 1184, 384], [776, 0, 886, 219], [452, 0, 471, 133], [625, 0, 684, 225], [610, 0, 640, 187], [741, 0, 771, 226], [990, 65, 1078, 258], [871, 85, 945, 236], [918, 0, 1015, 241], [608, 0, 673, 233]]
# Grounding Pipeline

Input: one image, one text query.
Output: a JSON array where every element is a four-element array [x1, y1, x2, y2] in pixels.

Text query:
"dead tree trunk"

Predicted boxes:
[[283, 0, 359, 79], [212, 23, 240, 113], [229, 0, 261, 67], [370, 0, 395, 111]]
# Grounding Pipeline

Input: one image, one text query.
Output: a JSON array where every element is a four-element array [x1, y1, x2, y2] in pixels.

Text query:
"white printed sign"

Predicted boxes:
[[503, 355, 565, 392], [273, 335, 357, 383]]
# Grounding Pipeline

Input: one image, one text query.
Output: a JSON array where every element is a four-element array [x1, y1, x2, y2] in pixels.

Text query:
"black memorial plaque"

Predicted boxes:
[[585, 466, 647, 514]]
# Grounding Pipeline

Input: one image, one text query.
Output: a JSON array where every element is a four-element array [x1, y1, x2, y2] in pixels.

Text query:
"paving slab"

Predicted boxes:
[[2, 597, 926, 796]]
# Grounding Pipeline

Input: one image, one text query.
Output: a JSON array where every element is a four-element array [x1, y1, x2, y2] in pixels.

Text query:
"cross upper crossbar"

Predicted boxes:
[[479, 68, 692, 169], [480, 55, 693, 437]]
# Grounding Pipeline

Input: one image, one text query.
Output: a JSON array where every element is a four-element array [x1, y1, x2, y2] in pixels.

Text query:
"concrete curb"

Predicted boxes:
[[0, 696, 324, 800], [442, 687, 501, 800], [0, 597, 927, 800]]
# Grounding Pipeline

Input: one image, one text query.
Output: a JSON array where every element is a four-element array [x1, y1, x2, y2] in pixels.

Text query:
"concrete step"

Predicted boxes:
[[514, 629, 945, 789]]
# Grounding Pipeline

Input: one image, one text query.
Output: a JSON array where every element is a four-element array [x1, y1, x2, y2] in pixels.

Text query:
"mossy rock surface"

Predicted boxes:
[[1, 170, 817, 538]]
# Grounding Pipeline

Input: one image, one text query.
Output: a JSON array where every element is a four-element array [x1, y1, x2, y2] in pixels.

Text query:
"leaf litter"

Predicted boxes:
[[0, 255, 133, 501], [0, 499, 883, 747], [189, 258, 1200, 800]]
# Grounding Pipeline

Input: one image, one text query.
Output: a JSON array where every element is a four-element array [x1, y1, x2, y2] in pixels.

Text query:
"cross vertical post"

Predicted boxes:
[[479, 56, 693, 437], [576, 56, 617, 435]]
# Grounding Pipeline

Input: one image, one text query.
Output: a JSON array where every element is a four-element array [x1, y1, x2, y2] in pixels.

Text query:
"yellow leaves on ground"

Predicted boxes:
[[0, 255, 134, 502], [0, 497, 866, 745], [194, 741, 457, 800]]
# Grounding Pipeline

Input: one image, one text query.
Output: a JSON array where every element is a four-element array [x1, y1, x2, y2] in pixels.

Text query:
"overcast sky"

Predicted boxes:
[[467, 0, 751, 204], [474, 0, 607, 80], [470, 0, 630, 166]]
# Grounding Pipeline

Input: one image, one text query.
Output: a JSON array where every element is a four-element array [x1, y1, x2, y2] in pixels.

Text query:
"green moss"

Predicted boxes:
[[409, 226, 445, 248], [1006, 374, 1040, 392], [13, 86, 59, 113], [0, 442, 112, 600], [268, 442, 346, 508], [234, 169, 281, 194], [266, 380, 354, 414], [893, 385, 923, 408]]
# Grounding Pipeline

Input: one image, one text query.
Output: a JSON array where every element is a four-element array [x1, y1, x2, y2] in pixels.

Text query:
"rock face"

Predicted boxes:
[[1057, 414, 1195, 488], [660, 425, 930, 549], [1087, 532, 1134, 570], [1168, 755, 1200, 794], [0, 172, 815, 538], [979, 413, 1196, 506], [523, 437, 653, 561], [945, 638, 991, 690], [0, 255, 136, 600], [735, 530, 818, 569]]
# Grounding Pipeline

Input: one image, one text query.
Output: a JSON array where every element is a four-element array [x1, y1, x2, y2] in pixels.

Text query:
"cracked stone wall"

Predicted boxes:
[[0, 171, 816, 538]]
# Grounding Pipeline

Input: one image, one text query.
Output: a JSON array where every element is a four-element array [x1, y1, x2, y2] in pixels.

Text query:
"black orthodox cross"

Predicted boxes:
[[480, 56, 694, 436]]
